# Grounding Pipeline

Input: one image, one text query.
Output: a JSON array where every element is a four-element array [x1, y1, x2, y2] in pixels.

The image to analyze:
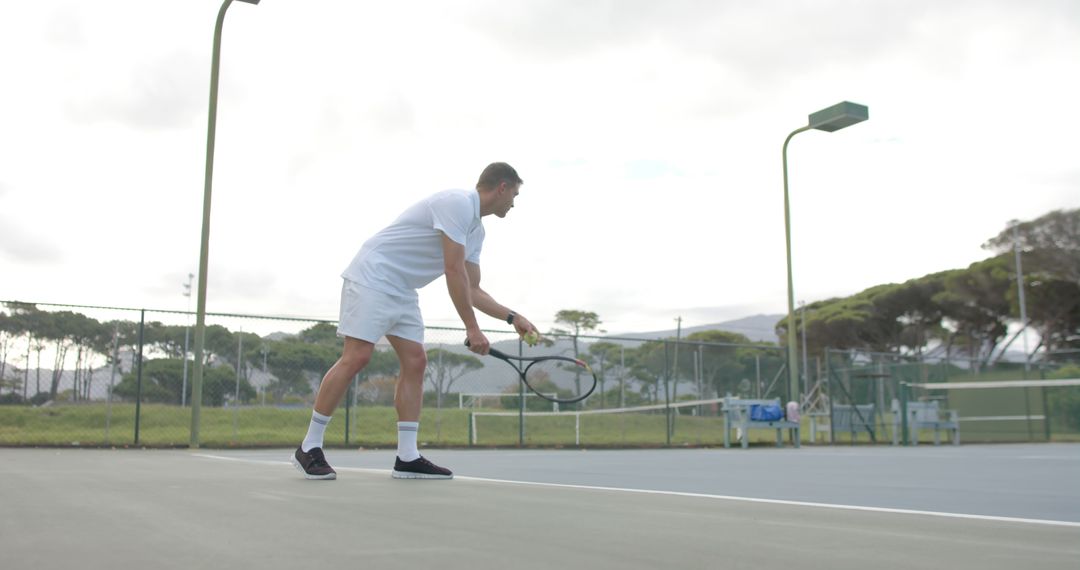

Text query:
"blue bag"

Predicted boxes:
[[749, 403, 783, 422]]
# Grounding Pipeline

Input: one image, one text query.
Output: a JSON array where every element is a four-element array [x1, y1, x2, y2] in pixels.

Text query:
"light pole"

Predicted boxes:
[[799, 300, 809, 395], [782, 101, 868, 407], [191, 0, 261, 448], [1012, 222, 1031, 375]]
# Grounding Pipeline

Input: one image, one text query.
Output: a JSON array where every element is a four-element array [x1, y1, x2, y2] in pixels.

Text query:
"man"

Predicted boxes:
[[292, 162, 538, 480]]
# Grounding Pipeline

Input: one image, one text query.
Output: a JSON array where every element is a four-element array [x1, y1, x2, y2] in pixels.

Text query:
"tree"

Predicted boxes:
[[1016, 277, 1080, 354], [983, 208, 1080, 285], [261, 339, 340, 401], [357, 376, 397, 406], [587, 341, 625, 408], [298, 322, 341, 346], [984, 210, 1080, 355], [795, 297, 872, 353], [424, 348, 482, 409], [551, 310, 602, 397], [790, 275, 947, 358], [0, 310, 19, 384], [113, 359, 250, 406], [683, 330, 758, 398], [933, 257, 1012, 369], [628, 339, 669, 404]]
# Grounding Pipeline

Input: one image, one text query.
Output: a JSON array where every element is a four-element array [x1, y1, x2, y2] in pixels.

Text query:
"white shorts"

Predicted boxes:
[[337, 280, 424, 344]]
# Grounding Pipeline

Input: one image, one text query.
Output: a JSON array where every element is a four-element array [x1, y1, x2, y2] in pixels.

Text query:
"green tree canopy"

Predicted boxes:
[[114, 358, 252, 406], [983, 208, 1080, 285]]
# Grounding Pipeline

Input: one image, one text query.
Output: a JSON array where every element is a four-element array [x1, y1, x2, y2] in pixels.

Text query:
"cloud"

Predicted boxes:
[[45, 4, 86, 48], [66, 51, 205, 130], [0, 219, 62, 264], [462, 0, 1078, 101], [465, 0, 919, 68], [0, 181, 60, 263]]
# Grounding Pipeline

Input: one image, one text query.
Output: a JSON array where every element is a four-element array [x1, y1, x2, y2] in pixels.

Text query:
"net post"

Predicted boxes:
[[1042, 385, 1051, 442]]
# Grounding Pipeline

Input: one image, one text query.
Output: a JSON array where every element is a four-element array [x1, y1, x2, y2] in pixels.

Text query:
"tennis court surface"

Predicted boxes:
[[2, 445, 1077, 569]]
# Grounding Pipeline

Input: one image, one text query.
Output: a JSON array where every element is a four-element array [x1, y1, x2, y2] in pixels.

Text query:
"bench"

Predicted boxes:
[[807, 411, 831, 443], [891, 399, 960, 445], [830, 404, 877, 444], [722, 396, 800, 449]]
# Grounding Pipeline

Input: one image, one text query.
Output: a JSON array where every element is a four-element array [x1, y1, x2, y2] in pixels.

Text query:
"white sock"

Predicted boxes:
[[301, 411, 332, 452], [397, 421, 420, 461]]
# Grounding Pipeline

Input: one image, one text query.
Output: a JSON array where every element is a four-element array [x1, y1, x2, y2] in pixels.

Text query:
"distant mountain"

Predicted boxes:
[[606, 314, 783, 344]]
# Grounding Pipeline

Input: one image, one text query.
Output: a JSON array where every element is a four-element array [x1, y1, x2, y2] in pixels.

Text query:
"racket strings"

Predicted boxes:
[[524, 358, 597, 404]]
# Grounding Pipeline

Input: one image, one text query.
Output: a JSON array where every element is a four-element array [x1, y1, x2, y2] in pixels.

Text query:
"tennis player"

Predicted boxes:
[[293, 162, 538, 480]]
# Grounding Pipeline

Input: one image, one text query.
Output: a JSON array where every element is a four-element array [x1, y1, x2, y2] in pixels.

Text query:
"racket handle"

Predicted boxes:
[[464, 339, 509, 360]]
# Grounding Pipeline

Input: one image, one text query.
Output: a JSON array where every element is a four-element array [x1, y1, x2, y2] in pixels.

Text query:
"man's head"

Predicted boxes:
[[476, 162, 523, 218]]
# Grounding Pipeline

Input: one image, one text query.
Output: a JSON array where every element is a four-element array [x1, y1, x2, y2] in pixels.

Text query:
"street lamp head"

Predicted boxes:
[[808, 101, 868, 132]]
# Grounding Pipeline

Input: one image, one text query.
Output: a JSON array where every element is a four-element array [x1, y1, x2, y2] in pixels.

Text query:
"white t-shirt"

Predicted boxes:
[[341, 189, 484, 298]]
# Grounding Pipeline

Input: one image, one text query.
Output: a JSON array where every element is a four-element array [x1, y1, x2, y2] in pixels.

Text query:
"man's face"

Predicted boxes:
[[496, 182, 520, 218]]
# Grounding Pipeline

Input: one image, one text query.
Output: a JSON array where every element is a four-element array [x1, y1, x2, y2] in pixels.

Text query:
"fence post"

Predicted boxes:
[[900, 381, 909, 446], [1040, 366, 1051, 441], [664, 341, 671, 446], [134, 309, 145, 445], [468, 412, 475, 446], [345, 374, 355, 446], [827, 349, 835, 445], [518, 338, 525, 447]]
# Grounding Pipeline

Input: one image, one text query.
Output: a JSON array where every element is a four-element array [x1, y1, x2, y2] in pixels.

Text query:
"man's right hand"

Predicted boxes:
[[465, 329, 490, 355]]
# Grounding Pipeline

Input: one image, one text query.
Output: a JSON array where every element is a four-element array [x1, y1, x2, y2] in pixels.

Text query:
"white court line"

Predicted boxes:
[[192, 453, 1080, 529]]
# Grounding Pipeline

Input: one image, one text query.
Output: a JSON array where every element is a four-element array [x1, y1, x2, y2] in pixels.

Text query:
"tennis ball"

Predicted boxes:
[[524, 331, 540, 346]]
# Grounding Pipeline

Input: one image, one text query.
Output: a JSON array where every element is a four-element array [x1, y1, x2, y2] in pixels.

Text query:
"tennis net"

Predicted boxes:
[[468, 398, 727, 447]]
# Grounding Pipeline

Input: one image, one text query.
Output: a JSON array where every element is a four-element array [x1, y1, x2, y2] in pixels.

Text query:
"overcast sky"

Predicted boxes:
[[1, 0, 1077, 337]]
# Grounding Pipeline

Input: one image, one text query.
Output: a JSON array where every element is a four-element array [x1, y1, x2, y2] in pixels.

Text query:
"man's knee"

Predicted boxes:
[[400, 349, 427, 375], [339, 342, 373, 375]]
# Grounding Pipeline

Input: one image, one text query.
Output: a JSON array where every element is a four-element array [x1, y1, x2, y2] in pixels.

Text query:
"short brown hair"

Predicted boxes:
[[476, 162, 523, 190]]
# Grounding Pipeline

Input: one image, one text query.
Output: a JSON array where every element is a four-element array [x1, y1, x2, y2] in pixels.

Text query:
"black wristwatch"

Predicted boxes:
[[506, 311, 516, 325]]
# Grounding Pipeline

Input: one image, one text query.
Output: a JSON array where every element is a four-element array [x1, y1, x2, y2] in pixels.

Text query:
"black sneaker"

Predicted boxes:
[[292, 446, 337, 480], [392, 456, 453, 479]]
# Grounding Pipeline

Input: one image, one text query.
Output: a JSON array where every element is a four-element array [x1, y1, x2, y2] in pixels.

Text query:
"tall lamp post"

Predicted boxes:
[[782, 101, 868, 407], [191, 0, 261, 448]]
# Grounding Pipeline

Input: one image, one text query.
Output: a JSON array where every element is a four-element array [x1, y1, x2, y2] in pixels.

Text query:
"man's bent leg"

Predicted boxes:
[[293, 337, 373, 480], [314, 337, 374, 415]]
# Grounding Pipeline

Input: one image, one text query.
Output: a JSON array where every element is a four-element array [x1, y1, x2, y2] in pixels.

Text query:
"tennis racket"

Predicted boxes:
[[467, 341, 597, 404]]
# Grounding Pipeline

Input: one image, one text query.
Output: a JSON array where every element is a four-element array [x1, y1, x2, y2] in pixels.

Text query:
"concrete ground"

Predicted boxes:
[[1, 444, 1077, 570]]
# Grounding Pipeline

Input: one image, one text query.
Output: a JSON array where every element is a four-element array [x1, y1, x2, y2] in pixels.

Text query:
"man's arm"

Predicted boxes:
[[466, 260, 538, 337], [442, 234, 489, 354]]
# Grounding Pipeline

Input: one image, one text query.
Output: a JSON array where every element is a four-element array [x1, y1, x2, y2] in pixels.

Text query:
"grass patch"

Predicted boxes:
[[0, 404, 473, 448]]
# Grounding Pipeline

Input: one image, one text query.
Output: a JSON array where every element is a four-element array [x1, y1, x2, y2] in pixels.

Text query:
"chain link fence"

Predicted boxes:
[[4, 301, 1073, 447], [0, 302, 790, 447], [814, 348, 1080, 443]]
